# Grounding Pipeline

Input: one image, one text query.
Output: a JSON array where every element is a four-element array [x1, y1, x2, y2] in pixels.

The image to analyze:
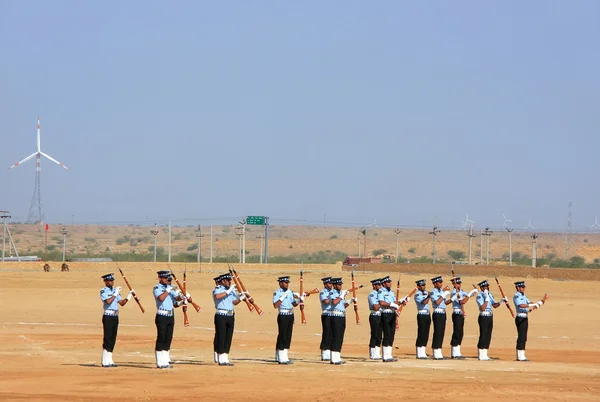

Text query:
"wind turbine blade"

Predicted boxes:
[[37, 116, 41, 152], [8, 152, 37, 170], [40, 152, 68, 170]]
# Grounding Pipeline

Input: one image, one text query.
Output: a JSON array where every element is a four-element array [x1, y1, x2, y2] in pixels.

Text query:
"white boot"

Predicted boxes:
[[517, 350, 529, 361], [102, 349, 110, 367], [374, 346, 382, 359], [415, 346, 420, 359], [433, 348, 445, 360], [161, 351, 172, 368], [485, 349, 494, 360], [218, 353, 233, 366], [276, 349, 281, 362], [281, 349, 293, 364], [369, 347, 375, 359], [155, 350, 161, 368], [107, 351, 116, 366], [421, 347, 429, 358], [214, 352, 218, 363], [330, 351, 344, 365], [322, 349, 331, 361], [383, 346, 395, 362], [478, 349, 492, 361], [167, 350, 172, 364]]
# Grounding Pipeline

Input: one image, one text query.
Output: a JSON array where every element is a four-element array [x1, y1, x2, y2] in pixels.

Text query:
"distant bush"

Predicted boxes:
[[447, 250, 466, 260], [329, 234, 338, 239], [372, 249, 387, 256], [187, 244, 198, 251], [408, 248, 416, 254], [116, 235, 131, 245], [47, 245, 57, 251]]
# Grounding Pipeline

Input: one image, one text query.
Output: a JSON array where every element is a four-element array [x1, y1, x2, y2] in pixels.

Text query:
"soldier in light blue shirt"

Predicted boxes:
[[513, 280, 548, 361], [319, 277, 333, 361], [449, 277, 478, 359], [368, 278, 383, 360], [414, 279, 431, 359], [475, 279, 507, 361], [213, 273, 246, 366], [272, 276, 301, 364], [328, 277, 356, 365], [99, 273, 134, 367], [377, 276, 407, 362], [153, 270, 188, 369]]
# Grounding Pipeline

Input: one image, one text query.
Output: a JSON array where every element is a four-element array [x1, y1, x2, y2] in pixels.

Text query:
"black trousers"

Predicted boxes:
[[330, 316, 346, 353], [276, 314, 294, 350], [102, 315, 119, 352], [320, 314, 332, 350], [477, 315, 494, 349], [214, 314, 235, 354], [432, 313, 446, 349], [450, 313, 465, 346], [416, 314, 431, 347], [515, 317, 528, 350], [368, 314, 383, 348], [155, 314, 175, 351], [381, 312, 396, 347]]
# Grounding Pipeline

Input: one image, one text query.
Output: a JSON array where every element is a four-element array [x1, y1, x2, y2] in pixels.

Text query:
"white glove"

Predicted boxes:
[[165, 285, 174, 293], [239, 293, 247, 301], [353, 296, 358, 303], [340, 290, 350, 299], [501, 297, 508, 304], [293, 292, 301, 300], [402, 296, 410, 304], [279, 289, 292, 301], [467, 289, 478, 297], [484, 289, 490, 301], [346, 297, 355, 305], [536, 301, 543, 308], [390, 302, 400, 310], [528, 303, 537, 309], [175, 300, 185, 307], [450, 294, 458, 302], [126, 289, 134, 301], [441, 291, 450, 298], [225, 284, 237, 295], [113, 286, 122, 296]]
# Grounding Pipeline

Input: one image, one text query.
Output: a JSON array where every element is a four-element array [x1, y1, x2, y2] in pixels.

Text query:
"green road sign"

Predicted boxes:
[[246, 216, 265, 225]]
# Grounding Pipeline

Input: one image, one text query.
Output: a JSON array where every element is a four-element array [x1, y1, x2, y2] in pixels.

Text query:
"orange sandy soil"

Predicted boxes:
[[1, 269, 599, 401]]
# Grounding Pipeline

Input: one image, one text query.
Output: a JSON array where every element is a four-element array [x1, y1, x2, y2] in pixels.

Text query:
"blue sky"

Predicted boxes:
[[1, 1, 599, 231]]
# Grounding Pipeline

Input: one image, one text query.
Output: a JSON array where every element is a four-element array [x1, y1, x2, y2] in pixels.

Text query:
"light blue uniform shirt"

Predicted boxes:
[[414, 290, 430, 314], [100, 286, 121, 312], [476, 291, 497, 314], [377, 287, 396, 312], [213, 285, 238, 311], [368, 289, 380, 311], [330, 289, 346, 313], [320, 288, 332, 314], [153, 283, 179, 311], [430, 288, 448, 313], [513, 292, 531, 316], [450, 288, 468, 310], [273, 287, 296, 311]]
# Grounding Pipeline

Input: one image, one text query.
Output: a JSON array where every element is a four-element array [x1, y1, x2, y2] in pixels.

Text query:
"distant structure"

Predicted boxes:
[[591, 216, 600, 233], [524, 219, 535, 230], [564, 200, 575, 259], [502, 213, 512, 229], [7, 117, 69, 224]]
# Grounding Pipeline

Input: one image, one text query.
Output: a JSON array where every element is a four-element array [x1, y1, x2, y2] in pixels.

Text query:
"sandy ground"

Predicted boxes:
[[1, 268, 599, 401]]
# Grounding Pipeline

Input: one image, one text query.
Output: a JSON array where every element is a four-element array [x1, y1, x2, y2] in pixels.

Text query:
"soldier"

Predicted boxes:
[[430, 276, 451, 360], [449, 277, 478, 359], [61, 263, 69, 272], [272, 276, 301, 364], [328, 277, 356, 365], [213, 273, 247, 366], [100, 273, 134, 367], [475, 279, 508, 361], [377, 276, 408, 362], [414, 279, 431, 359], [319, 276, 333, 361], [212, 275, 223, 363], [153, 270, 189, 369], [513, 280, 547, 361], [367, 278, 383, 360]]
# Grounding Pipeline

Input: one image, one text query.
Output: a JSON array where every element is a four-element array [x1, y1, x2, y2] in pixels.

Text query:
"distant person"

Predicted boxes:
[[100, 273, 134, 367], [328, 277, 355, 365], [414, 279, 431, 359], [212, 273, 245, 366], [430, 276, 452, 360], [449, 277, 478, 359], [153, 270, 188, 369], [272, 276, 300, 364], [513, 281, 548, 361], [61, 263, 69, 272], [319, 276, 333, 361], [43, 263, 50, 272], [475, 279, 508, 361], [367, 278, 383, 360]]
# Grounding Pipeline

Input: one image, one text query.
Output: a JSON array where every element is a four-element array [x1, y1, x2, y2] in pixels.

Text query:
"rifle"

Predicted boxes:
[[494, 276, 515, 318], [398, 288, 418, 314], [182, 269, 189, 326], [451, 264, 466, 317], [395, 275, 400, 329], [230, 265, 263, 316], [351, 269, 360, 324], [117, 265, 145, 313], [228, 266, 254, 312], [300, 270, 306, 324], [345, 284, 364, 293], [169, 270, 201, 312]]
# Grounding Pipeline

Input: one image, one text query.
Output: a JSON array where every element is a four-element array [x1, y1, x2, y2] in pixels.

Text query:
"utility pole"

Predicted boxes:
[[482, 227, 493, 265], [357, 234, 361, 257], [429, 226, 440, 264], [467, 222, 476, 265], [239, 219, 246, 264], [195, 224, 204, 264], [506, 227, 514, 266], [264, 217, 270, 264], [395, 229, 400, 263], [479, 230, 483, 265], [60, 227, 68, 262], [235, 224, 243, 263], [168, 220, 172, 263], [1, 211, 10, 262], [532, 233, 538, 267], [210, 224, 213, 263], [257, 234, 265, 263], [363, 228, 367, 258], [150, 224, 159, 263]]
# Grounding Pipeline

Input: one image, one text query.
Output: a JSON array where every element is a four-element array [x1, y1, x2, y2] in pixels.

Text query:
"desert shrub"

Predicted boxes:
[[447, 250, 466, 260], [372, 249, 387, 256]]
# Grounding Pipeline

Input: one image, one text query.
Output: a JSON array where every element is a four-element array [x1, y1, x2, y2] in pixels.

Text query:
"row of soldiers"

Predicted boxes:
[[99, 271, 547, 368]]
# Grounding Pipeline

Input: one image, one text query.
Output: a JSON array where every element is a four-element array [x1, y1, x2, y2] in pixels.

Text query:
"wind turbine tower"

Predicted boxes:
[[8, 117, 69, 224]]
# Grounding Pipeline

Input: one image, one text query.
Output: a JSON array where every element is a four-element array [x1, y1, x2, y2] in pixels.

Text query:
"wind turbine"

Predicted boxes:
[[502, 213, 513, 229], [524, 219, 535, 230], [459, 213, 475, 231], [8, 117, 69, 223], [591, 216, 600, 232]]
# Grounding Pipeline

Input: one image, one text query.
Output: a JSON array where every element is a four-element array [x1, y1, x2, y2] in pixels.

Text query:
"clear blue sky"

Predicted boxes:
[[1, 1, 599, 231]]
